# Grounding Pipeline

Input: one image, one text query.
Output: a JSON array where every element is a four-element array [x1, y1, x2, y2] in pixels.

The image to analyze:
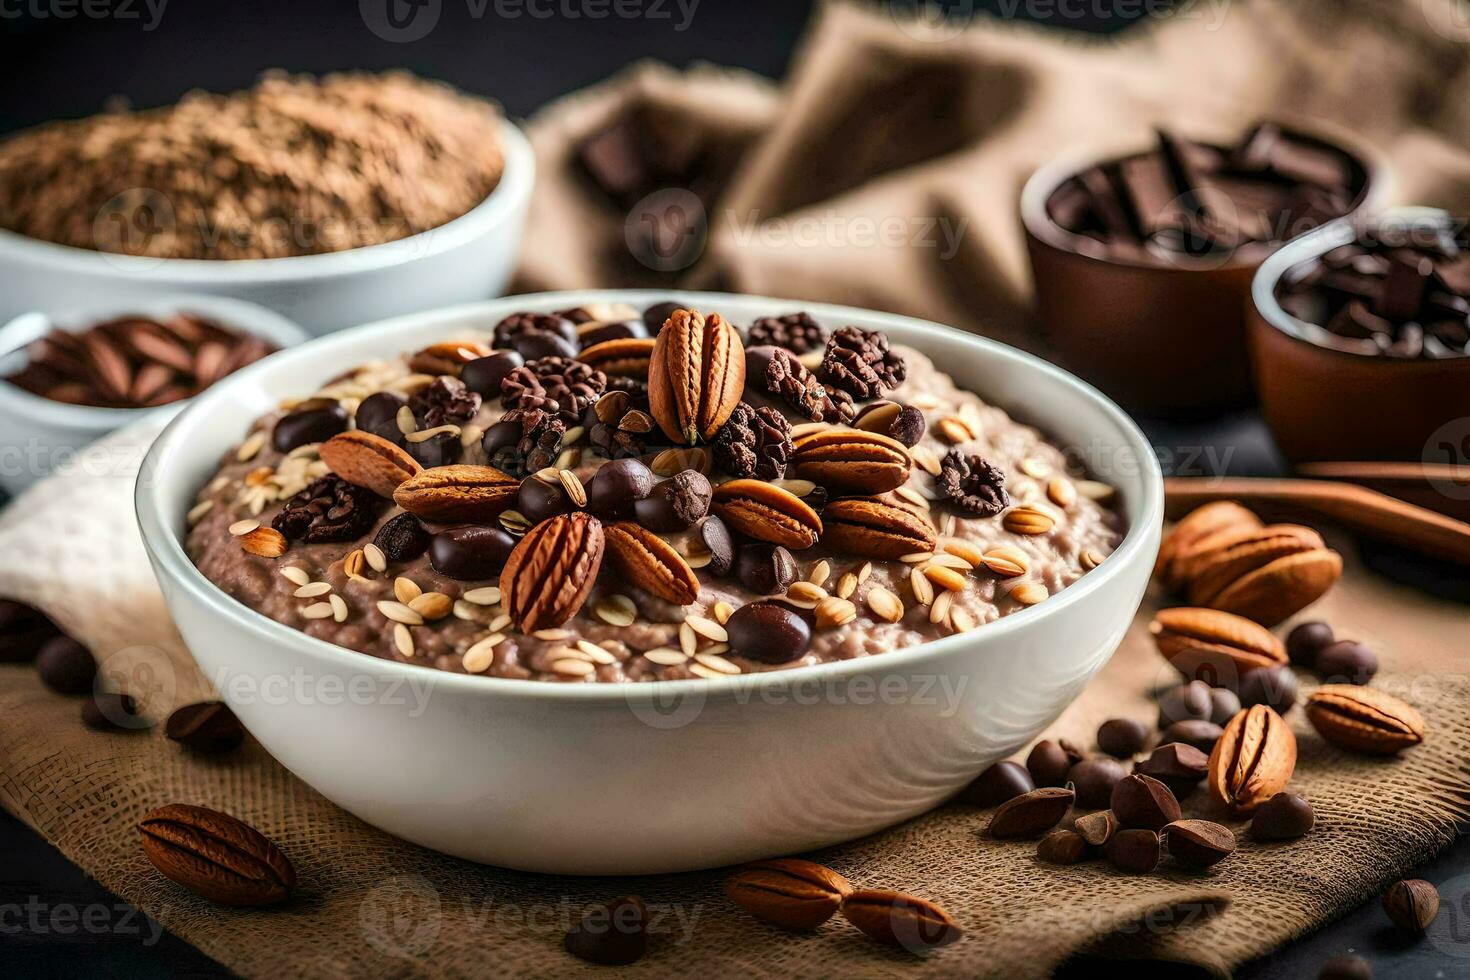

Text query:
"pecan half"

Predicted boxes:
[[319, 430, 422, 499], [839, 889, 963, 950], [1177, 524, 1326, 605], [820, 497, 937, 559], [710, 479, 822, 550], [1205, 548, 1343, 627], [1149, 607, 1287, 682], [578, 337, 656, 377], [392, 465, 520, 523], [499, 512, 605, 632], [1306, 685, 1425, 755], [1207, 704, 1297, 813], [724, 858, 852, 931], [789, 429, 912, 495], [604, 521, 701, 605], [138, 804, 296, 906], [1157, 501, 1262, 589], [647, 309, 745, 445]]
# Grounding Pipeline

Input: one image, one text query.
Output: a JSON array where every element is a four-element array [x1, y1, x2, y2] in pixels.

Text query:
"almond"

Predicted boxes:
[[393, 465, 520, 523], [499, 512, 605, 632], [710, 479, 822, 550], [819, 497, 938, 559], [319, 430, 422, 499], [647, 308, 744, 445], [604, 522, 700, 605], [1208, 704, 1296, 814], [578, 337, 656, 377], [788, 429, 912, 495], [723, 859, 852, 930], [239, 526, 287, 558], [1149, 607, 1287, 682], [1306, 685, 1425, 755]]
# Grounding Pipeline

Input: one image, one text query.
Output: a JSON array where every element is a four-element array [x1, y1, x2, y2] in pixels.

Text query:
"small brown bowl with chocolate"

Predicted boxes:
[[1248, 207, 1470, 464], [1022, 121, 1382, 415], [0, 295, 304, 495]]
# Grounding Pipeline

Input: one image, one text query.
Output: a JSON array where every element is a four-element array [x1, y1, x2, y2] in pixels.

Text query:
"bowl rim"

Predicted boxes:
[[135, 290, 1164, 704], [0, 119, 534, 283]]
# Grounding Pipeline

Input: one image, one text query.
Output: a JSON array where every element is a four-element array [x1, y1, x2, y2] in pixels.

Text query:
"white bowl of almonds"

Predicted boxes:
[[136, 290, 1162, 874]]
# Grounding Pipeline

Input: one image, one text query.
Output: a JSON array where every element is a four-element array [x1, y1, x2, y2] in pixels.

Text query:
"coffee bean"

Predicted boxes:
[[1318, 954, 1372, 980], [726, 601, 811, 664], [735, 544, 797, 595], [0, 598, 59, 662], [580, 319, 648, 348], [1027, 739, 1085, 788], [139, 804, 295, 906], [272, 400, 348, 452], [986, 786, 1075, 839], [1208, 687, 1242, 726], [83, 692, 145, 731], [1382, 879, 1439, 935], [563, 896, 648, 966], [633, 470, 711, 532], [1097, 718, 1148, 758], [373, 513, 431, 563], [643, 301, 684, 332], [1159, 719, 1224, 753], [354, 391, 409, 445], [405, 430, 459, 468], [462, 351, 525, 398], [1135, 742, 1210, 796], [1110, 773, 1181, 831], [1068, 757, 1126, 810], [891, 406, 926, 447], [517, 476, 573, 524], [724, 859, 849, 930], [1073, 809, 1119, 847], [1239, 665, 1299, 713], [585, 458, 655, 519], [1287, 620, 1335, 666], [1157, 681, 1213, 729], [695, 516, 735, 577], [1315, 640, 1379, 685], [166, 701, 244, 753], [428, 525, 516, 580], [1104, 828, 1160, 873], [1164, 819, 1236, 868], [1250, 792, 1314, 841], [1036, 829, 1089, 865], [839, 889, 963, 951], [36, 635, 96, 695], [958, 761, 1034, 807]]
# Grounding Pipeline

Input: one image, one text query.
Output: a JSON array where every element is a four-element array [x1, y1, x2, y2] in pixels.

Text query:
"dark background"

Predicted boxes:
[[2, 1, 1464, 977]]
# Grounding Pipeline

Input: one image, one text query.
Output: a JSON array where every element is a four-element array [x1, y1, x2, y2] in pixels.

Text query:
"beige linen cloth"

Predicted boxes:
[[4, 2, 1470, 976]]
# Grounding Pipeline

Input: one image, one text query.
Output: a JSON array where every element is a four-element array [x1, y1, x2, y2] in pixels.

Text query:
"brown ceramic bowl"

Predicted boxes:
[[1248, 207, 1470, 464], [1021, 126, 1382, 416]]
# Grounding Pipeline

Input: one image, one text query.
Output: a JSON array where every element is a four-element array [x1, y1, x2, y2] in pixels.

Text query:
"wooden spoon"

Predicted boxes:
[[1164, 476, 1470, 566]]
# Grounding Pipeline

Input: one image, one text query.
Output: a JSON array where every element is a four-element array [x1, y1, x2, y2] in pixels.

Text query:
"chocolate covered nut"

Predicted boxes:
[[1073, 809, 1119, 847], [642, 301, 684, 332], [1250, 792, 1315, 841], [272, 400, 349, 452], [461, 350, 524, 398], [372, 513, 431, 563], [987, 787, 1074, 839], [725, 601, 811, 664], [693, 516, 734, 577], [1286, 620, 1334, 665], [1110, 773, 1181, 831], [429, 525, 517, 581], [1135, 742, 1210, 797], [585, 458, 655, 519], [1164, 819, 1236, 869], [1160, 719, 1224, 753], [1037, 829, 1090, 865], [405, 430, 460, 468], [36, 635, 96, 695], [1238, 665, 1299, 714], [1104, 829, 1161, 874], [354, 390, 409, 444], [958, 761, 1035, 807], [517, 474, 573, 525], [1068, 757, 1126, 810], [735, 544, 797, 596], [1158, 680, 1213, 729], [166, 701, 245, 754], [1382, 879, 1439, 936], [564, 896, 647, 965], [1315, 640, 1379, 685], [1027, 739, 1084, 788], [634, 470, 711, 532], [1097, 718, 1148, 758]]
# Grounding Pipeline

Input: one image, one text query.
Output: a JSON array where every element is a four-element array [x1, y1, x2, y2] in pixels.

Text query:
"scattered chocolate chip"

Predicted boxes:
[[958, 761, 1035, 807], [1026, 738, 1084, 788], [1097, 718, 1148, 758], [725, 601, 812, 664], [1208, 686, 1242, 726], [428, 525, 517, 580], [586, 388, 659, 460], [500, 356, 607, 424], [735, 544, 797, 595], [1159, 719, 1224, 754], [633, 470, 711, 532], [271, 400, 349, 453], [1163, 819, 1236, 869], [354, 391, 409, 445], [585, 458, 656, 519], [1110, 773, 1181, 831], [712, 402, 793, 480], [272, 475, 386, 543], [166, 701, 245, 753], [409, 376, 481, 428], [746, 312, 826, 354], [987, 786, 1075, 839], [461, 350, 525, 398], [1135, 742, 1210, 797], [642, 301, 683, 332], [819, 326, 906, 399], [35, 635, 96, 695], [1104, 828, 1161, 874], [1238, 665, 1300, 713], [1250, 792, 1314, 841], [372, 513, 431, 563], [1157, 680, 1213, 729], [0, 599, 59, 662], [1317, 954, 1372, 980], [516, 477, 573, 525], [83, 691, 145, 731], [1382, 879, 1439, 936], [1315, 640, 1378, 685], [695, 516, 735, 577], [1286, 620, 1335, 666], [938, 451, 1010, 517], [1069, 757, 1127, 810], [563, 895, 648, 966], [405, 430, 460, 468], [1036, 829, 1090, 865], [493, 312, 579, 362]]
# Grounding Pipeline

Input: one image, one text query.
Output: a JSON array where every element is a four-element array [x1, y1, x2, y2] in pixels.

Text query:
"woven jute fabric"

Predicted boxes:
[[1, 426, 1467, 978]]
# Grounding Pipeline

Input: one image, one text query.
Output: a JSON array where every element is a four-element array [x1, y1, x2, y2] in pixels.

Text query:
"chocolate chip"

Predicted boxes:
[[633, 470, 710, 532], [890, 406, 926, 447], [642, 301, 683, 332], [1068, 757, 1126, 810], [35, 635, 95, 695], [354, 391, 408, 445], [271, 400, 349, 452], [1317, 954, 1372, 980], [1026, 738, 1084, 788], [1104, 828, 1161, 874], [1159, 719, 1224, 754], [461, 351, 525, 398], [563, 896, 647, 966], [1135, 742, 1210, 797], [1096, 718, 1148, 758], [409, 376, 481, 428], [1036, 829, 1090, 865], [1110, 773, 1181, 831], [372, 513, 431, 563], [82, 692, 145, 731], [0, 598, 59, 662], [585, 458, 655, 519], [1315, 640, 1378, 685], [516, 476, 573, 525], [734, 544, 796, 595], [1249, 792, 1314, 841], [405, 431, 460, 468], [428, 525, 517, 580], [695, 516, 734, 577], [726, 601, 812, 664], [1157, 680, 1213, 729], [166, 701, 245, 753], [1208, 687, 1242, 726], [1238, 665, 1299, 713], [958, 760, 1035, 807], [1286, 620, 1335, 666], [1163, 819, 1236, 869]]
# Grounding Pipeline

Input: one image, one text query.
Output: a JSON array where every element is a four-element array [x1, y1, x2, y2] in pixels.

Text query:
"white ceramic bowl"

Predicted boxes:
[[136, 291, 1163, 875], [0, 121, 533, 337], [0, 294, 307, 497]]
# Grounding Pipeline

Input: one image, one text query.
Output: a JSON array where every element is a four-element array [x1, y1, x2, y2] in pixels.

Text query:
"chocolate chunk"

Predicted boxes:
[[746, 345, 832, 421], [819, 326, 906, 399], [461, 351, 524, 398], [82, 691, 145, 731], [585, 458, 656, 519], [633, 470, 710, 532], [273, 476, 386, 543], [372, 513, 431, 563], [695, 515, 735, 577], [272, 400, 349, 453], [564, 896, 648, 966], [726, 601, 812, 664], [712, 402, 792, 480], [1111, 773, 1181, 831], [1250, 791, 1315, 841], [1135, 742, 1210, 797], [1314, 640, 1378, 685], [1096, 717, 1148, 758], [1068, 757, 1126, 810], [36, 635, 96, 695], [516, 476, 573, 525], [642, 301, 684, 333], [492, 313, 579, 362], [166, 701, 245, 753], [957, 760, 1034, 807], [1163, 819, 1236, 869], [1286, 621, 1334, 666], [0, 599, 59, 662], [1036, 829, 1089, 865], [746, 312, 826, 354], [1025, 738, 1084, 788], [500, 356, 606, 424], [405, 430, 460, 468], [1238, 665, 1299, 713], [428, 525, 517, 580], [938, 451, 1009, 517], [1104, 828, 1161, 874], [354, 391, 409, 445], [734, 544, 797, 595], [482, 408, 565, 477]]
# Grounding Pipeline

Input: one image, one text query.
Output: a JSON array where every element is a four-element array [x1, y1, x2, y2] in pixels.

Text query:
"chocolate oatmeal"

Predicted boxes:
[[186, 304, 1125, 682]]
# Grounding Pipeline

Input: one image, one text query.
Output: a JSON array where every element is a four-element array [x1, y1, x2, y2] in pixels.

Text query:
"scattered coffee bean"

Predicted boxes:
[[82, 692, 145, 731], [517, 476, 573, 524], [1318, 954, 1372, 980], [1160, 719, 1224, 754], [1208, 687, 1242, 726], [839, 889, 964, 951], [272, 400, 348, 452], [1382, 879, 1439, 935], [1287, 620, 1335, 666], [723, 858, 850, 930], [373, 513, 431, 563], [1315, 640, 1379, 686], [694, 516, 735, 577], [1104, 828, 1161, 874], [35, 635, 96, 695], [1026, 739, 1085, 788], [563, 896, 648, 965], [1157, 681, 1213, 729], [1135, 742, 1210, 797], [1239, 665, 1299, 713], [643, 301, 683, 332], [0, 598, 59, 662], [428, 525, 517, 580], [987, 786, 1074, 839], [633, 470, 711, 532], [735, 544, 797, 595], [1073, 809, 1119, 847], [585, 458, 655, 519], [1037, 829, 1090, 865], [1110, 773, 1181, 831], [1068, 757, 1126, 810], [461, 351, 525, 397], [166, 701, 245, 754], [725, 601, 811, 664], [139, 803, 295, 906], [958, 760, 1035, 807], [1250, 792, 1315, 841], [354, 391, 409, 445], [1097, 718, 1148, 758], [1163, 819, 1236, 869]]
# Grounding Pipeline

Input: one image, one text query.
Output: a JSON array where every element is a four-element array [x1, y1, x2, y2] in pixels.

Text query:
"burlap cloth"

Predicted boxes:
[[5, 2, 1470, 976]]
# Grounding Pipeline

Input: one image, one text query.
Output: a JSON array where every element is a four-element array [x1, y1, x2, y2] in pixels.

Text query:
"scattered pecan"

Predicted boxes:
[[408, 376, 481, 428], [484, 408, 566, 477], [272, 475, 386, 543], [500, 356, 607, 424], [819, 326, 906, 399], [938, 450, 1010, 517], [647, 308, 745, 445], [746, 312, 826, 354], [712, 402, 793, 480]]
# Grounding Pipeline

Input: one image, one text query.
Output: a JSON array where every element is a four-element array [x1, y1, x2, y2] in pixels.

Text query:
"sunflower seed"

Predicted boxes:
[[533, 628, 575, 641], [363, 543, 388, 573], [930, 589, 954, 625], [187, 499, 215, 524], [577, 640, 618, 665], [686, 615, 728, 642], [463, 586, 502, 605], [712, 601, 734, 625], [551, 658, 595, 677], [815, 596, 858, 629], [393, 577, 421, 604], [228, 518, 260, 536], [867, 587, 904, 623], [329, 594, 349, 622], [694, 652, 740, 675], [1080, 549, 1105, 570], [235, 431, 267, 462], [396, 405, 417, 435], [1010, 581, 1048, 606], [909, 567, 935, 605], [807, 559, 831, 587], [679, 622, 698, 657], [1019, 457, 1051, 479], [558, 469, 587, 508], [924, 566, 967, 592], [836, 572, 858, 599], [301, 601, 334, 619], [593, 594, 637, 627]]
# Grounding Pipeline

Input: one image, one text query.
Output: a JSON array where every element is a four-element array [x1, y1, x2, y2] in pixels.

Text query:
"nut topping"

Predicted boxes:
[[1149, 607, 1287, 681], [789, 429, 912, 495], [604, 521, 701, 605], [820, 497, 938, 560], [319, 430, 422, 499], [710, 479, 822, 550], [723, 858, 852, 930], [1208, 704, 1297, 813], [838, 889, 962, 950], [647, 308, 745, 445], [393, 465, 520, 523], [499, 512, 605, 633], [1305, 685, 1425, 754], [578, 336, 655, 377]]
